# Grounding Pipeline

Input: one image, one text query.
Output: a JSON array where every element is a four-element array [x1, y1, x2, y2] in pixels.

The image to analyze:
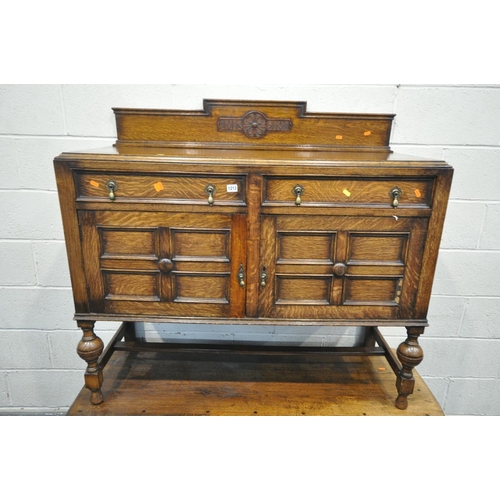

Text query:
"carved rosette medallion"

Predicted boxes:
[[217, 111, 293, 139]]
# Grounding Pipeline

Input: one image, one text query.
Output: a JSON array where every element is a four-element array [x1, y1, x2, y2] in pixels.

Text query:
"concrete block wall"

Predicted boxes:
[[1, 84, 499, 415]]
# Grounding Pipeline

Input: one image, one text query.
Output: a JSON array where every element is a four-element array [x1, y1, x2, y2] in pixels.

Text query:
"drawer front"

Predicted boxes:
[[75, 172, 246, 205], [263, 177, 433, 208]]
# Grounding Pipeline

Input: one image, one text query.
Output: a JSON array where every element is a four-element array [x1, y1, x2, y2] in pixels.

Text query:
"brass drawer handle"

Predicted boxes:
[[205, 184, 216, 206], [390, 186, 402, 208], [292, 184, 305, 206], [260, 266, 267, 287], [106, 179, 118, 201], [238, 264, 245, 287]]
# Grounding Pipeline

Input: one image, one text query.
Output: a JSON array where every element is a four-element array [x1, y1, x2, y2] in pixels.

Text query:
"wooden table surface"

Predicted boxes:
[[67, 347, 444, 416]]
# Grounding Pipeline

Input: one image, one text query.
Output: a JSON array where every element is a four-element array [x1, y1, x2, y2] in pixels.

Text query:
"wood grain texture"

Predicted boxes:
[[414, 168, 454, 317], [260, 215, 427, 319], [53, 161, 89, 313], [78, 210, 244, 317], [67, 348, 443, 416], [348, 232, 407, 263], [229, 214, 247, 318], [113, 100, 394, 151], [264, 176, 433, 208], [76, 172, 246, 205], [101, 228, 158, 258], [104, 271, 160, 301], [245, 174, 263, 317]]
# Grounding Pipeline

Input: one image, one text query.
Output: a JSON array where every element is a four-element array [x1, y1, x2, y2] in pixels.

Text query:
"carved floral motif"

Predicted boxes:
[[217, 111, 293, 139]]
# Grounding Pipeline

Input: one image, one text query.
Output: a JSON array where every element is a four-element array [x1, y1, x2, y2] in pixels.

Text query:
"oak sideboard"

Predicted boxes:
[[54, 100, 453, 410]]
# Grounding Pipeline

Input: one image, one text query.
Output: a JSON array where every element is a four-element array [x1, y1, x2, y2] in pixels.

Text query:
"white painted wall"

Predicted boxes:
[[1, 84, 499, 415]]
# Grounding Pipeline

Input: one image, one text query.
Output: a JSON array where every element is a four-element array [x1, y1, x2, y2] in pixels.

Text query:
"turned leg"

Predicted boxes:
[[76, 320, 104, 405], [395, 326, 424, 410]]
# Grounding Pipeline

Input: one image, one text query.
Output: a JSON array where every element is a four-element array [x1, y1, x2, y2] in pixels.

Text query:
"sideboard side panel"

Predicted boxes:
[[54, 160, 89, 313]]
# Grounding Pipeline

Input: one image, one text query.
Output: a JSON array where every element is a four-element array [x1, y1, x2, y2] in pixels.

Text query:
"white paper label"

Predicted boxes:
[[227, 184, 238, 192]]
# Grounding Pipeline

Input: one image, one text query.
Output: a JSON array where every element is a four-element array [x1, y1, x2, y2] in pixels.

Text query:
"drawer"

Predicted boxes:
[[263, 177, 433, 208], [75, 172, 246, 205]]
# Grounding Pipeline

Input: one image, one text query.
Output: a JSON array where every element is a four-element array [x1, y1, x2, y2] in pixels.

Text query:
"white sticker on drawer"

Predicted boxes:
[[227, 184, 238, 192]]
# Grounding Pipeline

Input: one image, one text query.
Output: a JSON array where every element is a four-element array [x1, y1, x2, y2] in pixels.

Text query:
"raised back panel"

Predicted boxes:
[[113, 100, 394, 152]]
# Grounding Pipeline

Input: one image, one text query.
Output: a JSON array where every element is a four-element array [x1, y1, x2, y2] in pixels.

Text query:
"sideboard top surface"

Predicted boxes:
[[56, 145, 449, 167]]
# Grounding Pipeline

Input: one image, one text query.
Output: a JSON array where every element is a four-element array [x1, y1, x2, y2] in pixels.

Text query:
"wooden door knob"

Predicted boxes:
[[158, 258, 173, 274], [333, 263, 347, 277]]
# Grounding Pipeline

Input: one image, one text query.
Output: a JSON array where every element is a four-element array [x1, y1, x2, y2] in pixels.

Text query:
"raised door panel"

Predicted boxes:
[[343, 232, 408, 307], [79, 211, 246, 318], [259, 215, 428, 320]]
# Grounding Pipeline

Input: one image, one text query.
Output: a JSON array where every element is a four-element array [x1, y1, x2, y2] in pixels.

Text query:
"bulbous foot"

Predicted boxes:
[[395, 326, 425, 410], [77, 320, 104, 405]]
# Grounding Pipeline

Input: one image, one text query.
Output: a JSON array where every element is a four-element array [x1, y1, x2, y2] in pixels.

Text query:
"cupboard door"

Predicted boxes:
[[79, 211, 246, 318], [259, 215, 428, 320]]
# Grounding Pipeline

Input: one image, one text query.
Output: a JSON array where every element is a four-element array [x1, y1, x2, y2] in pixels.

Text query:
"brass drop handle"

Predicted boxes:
[[292, 184, 305, 206], [238, 264, 245, 287], [106, 179, 118, 201], [205, 184, 216, 206], [390, 187, 402, 208], [260, 266, 267, 287]]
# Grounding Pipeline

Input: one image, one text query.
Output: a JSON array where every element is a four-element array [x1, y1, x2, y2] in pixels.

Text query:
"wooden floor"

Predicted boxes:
[[67, 348, 444, 416]]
